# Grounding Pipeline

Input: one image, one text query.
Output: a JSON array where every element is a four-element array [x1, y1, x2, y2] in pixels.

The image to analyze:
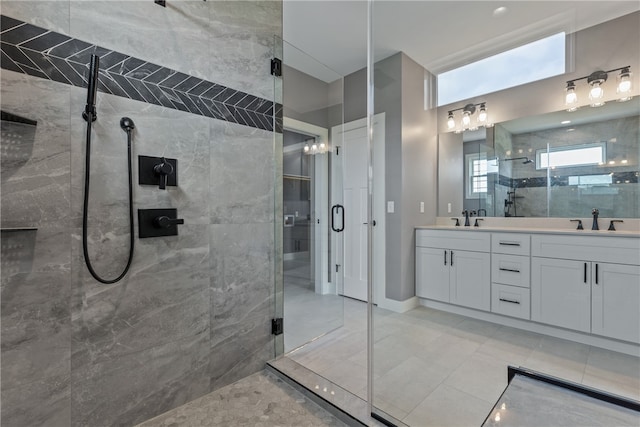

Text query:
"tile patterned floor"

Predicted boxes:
[[136, 370, 348, 427], [284, 294, 640, 427]]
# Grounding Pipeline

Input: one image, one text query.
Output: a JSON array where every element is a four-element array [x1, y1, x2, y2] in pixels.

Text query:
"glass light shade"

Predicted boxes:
[[589, 81, 605, 107], [617, 71, 632, 101], [462, 112, 471, 128], [565, 85, 578, 110], [319, 142, 326, 153], [447, 114, 455, 129], [303, 144, 310, 153], [477, 106, 487, 124]]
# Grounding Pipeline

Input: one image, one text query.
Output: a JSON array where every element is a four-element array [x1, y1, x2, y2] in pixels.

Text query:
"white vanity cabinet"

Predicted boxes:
[[416, 230, 491, 311], [491, 233, 531, 320], [531, 235, 640, 344]]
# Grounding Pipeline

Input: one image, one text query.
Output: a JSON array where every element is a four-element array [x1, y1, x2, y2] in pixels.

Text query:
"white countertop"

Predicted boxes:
[[422, 216, 640, 238], [417, 224, 640, 238]]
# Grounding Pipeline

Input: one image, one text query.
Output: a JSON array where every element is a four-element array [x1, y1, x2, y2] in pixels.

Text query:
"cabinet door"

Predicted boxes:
[[450, 250, 490, 311], [531, 258, 590, 333], [592, 263, 640, 344], [416, 247, 450, 302]]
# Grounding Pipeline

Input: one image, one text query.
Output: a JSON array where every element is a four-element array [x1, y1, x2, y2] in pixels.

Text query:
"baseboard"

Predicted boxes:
[[377, 296, 419, 313], [419, 298, 640, 357]]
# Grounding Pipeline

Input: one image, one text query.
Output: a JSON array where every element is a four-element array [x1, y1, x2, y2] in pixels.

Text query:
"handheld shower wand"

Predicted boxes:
[[82, 54, 100, 122], [81, 53, 136, 284]]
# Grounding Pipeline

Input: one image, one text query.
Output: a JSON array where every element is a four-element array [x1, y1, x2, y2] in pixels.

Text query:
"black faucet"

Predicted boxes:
[[591, 208, 599, 230], [462, 210, 475, 227], [608, 220, 623, 231], [477, 208, 487, 217]]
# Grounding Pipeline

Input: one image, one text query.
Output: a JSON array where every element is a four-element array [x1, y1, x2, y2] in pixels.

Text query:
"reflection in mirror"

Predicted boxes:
[[492, 96, 639, 217]]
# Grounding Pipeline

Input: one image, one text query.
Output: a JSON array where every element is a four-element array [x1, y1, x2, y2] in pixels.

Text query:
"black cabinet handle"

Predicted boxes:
[[499, 242, 520, 246], [450, 250, 454, 266], [444, 250, 447, 266], [499, 298, 521, 305], [499, 267, 521, 273], [595, 263, 599, 285], [584, 262, 588, 283]]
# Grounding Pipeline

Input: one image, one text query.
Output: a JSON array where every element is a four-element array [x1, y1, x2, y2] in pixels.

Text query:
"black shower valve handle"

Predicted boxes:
[[153, 157, 174, 190], [154, 216, 184, 229]]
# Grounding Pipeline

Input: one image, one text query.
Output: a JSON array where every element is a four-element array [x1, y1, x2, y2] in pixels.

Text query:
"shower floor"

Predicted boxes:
[[135, 370, 347, 427]]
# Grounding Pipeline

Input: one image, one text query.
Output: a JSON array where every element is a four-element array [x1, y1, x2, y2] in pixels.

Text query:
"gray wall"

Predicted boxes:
[[0, 2, 281, 426], [282, 64, 343, 129], [398, 54, 438, 301]]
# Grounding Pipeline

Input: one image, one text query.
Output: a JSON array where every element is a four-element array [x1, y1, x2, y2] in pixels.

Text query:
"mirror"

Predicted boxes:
[[440, 96, 639, 218]]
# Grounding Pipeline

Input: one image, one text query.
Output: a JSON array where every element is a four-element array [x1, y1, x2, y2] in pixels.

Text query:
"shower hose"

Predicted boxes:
[[82, 113, 135, 284]]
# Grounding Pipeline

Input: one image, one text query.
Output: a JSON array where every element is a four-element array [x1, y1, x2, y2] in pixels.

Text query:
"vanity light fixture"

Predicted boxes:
[[564, 66, 632, 110], [303, 138, 327, 156], [446, 102, 490, 132]]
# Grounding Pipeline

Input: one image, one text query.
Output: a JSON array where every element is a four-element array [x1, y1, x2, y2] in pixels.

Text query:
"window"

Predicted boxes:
[[466, 154, 498, 198], [438, 33, 566, 106], [568, 174, 612, 186], [536, 142, 606, 169]]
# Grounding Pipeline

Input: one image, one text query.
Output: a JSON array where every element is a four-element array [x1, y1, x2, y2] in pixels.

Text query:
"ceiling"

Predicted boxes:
[[283, 1, 640, 83]]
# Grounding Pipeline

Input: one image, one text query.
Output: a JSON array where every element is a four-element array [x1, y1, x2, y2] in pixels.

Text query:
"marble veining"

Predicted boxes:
[[1, 14, 279, 131], [1, 0, 282, 425]]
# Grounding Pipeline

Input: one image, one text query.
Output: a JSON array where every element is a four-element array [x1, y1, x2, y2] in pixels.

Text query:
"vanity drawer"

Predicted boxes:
[[492, 233, 531, 256], [491, 283, 530, 320], [416, 229, 490, 252], [492, 254, 530, 288]]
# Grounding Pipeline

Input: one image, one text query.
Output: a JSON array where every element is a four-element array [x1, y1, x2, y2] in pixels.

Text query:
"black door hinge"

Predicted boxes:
[[271, 58, 282, 77], [272, 318, 283, 335]]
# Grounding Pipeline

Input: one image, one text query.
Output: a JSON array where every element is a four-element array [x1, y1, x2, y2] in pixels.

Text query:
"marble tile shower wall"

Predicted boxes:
[[0, 2, 282, 426]]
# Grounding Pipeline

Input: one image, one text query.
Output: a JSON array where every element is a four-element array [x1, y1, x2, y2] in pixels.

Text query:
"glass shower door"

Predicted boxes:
[[279, 40, 345, 354]]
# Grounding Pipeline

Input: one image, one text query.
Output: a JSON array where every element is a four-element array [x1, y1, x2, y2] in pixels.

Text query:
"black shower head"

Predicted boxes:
[[82, 54, 100, 122], [522, 158, 533, 164]]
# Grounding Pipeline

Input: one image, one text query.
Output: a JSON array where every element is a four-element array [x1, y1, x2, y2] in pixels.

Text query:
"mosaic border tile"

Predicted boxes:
[[0, 15, 283, 132]]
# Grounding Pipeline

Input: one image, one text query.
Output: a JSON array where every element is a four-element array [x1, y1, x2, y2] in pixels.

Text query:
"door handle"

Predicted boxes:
[[444, 250, 447, 266], [595, 263, 599, 285], [450, 250, 454, 266], [331, 204, 344, 232], [499, 268, 521, 273]]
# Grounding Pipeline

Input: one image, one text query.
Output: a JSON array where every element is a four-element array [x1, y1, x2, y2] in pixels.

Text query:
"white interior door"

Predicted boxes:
[[342, 126, 369, 301], [331, 114, 385, 304]]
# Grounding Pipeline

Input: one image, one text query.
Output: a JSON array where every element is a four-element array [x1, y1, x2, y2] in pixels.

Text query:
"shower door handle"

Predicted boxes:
[[331, 204, 344, 232]]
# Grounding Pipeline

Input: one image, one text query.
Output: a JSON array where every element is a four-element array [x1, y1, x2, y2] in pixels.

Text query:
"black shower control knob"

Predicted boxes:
[[154, 216, 185, 229], [154, 158, 174, 176]]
